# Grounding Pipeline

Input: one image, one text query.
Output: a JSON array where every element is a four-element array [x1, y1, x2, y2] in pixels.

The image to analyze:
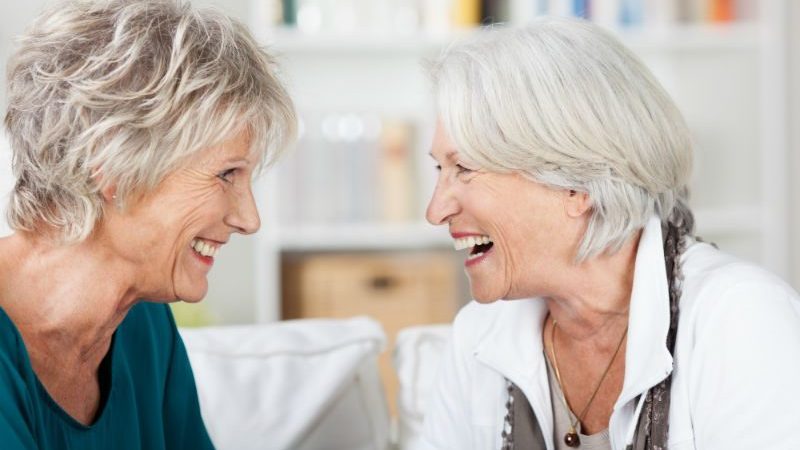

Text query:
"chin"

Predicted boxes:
[[179, 295, 206, 304], [179, 287, 208, 303], [470, 287, 502, 304], [175, 285, 208, 303]]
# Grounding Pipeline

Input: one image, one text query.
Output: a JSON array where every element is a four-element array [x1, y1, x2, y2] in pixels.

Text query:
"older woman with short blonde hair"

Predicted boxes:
[[0, 0, 295, 448], [422, 19, 800, 450]]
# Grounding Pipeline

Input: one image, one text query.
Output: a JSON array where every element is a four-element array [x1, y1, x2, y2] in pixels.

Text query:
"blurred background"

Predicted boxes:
[[1, 0, 799, 411]]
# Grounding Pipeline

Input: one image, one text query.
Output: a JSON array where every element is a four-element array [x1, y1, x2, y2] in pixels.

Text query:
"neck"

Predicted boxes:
[[544, 231, 641, 344], [0, 232, 142, 365]]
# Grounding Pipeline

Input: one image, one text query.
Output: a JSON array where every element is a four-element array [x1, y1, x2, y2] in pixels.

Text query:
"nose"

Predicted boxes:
[[226, 183, 261, 235], [425, 177, 459, 226]]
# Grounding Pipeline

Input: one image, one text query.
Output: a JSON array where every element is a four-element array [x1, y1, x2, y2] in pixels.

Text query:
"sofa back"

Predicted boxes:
[[180, 316, 391, 450]]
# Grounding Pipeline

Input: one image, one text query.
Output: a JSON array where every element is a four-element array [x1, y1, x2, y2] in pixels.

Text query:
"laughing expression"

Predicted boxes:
[[426, 123, 586, 303], [103, 130, 260, 303]]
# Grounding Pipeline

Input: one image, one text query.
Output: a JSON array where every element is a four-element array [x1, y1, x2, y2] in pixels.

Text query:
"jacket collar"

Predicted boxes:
[[471, 216, 673, 416], [616, 215, 673, 407]]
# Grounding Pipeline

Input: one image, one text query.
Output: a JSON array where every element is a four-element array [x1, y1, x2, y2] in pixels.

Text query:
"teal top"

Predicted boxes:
[[0, 302, 215, 450]]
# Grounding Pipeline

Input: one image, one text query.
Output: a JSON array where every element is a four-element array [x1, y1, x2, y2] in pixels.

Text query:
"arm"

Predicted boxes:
[[689, 281, 800, 450], [161, 307, 215, 450]]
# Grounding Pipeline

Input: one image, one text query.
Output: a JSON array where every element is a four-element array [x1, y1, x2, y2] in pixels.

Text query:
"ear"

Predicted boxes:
[[92, 168, 118, 204], [100, 184, 118, 204], [563, 189, 591, 218]]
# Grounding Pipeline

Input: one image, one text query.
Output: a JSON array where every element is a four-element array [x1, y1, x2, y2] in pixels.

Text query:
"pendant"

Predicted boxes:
[[564, 431, 580, 447]]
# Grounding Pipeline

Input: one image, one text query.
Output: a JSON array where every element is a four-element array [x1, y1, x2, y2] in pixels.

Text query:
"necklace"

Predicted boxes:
[[549, 319, 628, 448]]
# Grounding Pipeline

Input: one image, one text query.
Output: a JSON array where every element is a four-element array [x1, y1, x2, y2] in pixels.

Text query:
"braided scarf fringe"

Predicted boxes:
[[629, 217, 692, 450]]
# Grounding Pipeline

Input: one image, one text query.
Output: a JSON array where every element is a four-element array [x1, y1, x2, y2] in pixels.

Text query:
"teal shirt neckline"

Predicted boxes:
[[19, 324, 118, 430], [0, 302, 215, 449]]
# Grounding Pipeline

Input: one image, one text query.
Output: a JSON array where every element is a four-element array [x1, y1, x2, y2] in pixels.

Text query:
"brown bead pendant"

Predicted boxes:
[[564, 431, 581, 447]]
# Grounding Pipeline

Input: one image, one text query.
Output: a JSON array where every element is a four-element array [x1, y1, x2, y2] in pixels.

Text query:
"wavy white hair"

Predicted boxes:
[[5, 0, 297, 243], [428, 18, 694, 261]]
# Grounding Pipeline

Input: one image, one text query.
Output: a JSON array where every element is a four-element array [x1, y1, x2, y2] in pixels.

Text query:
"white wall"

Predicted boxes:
[[789, 0, 800, 289]]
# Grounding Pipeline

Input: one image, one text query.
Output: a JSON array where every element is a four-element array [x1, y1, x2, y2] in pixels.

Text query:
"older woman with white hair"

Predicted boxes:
[[422, 19, 800, 450], [0, 0, 295, 448]]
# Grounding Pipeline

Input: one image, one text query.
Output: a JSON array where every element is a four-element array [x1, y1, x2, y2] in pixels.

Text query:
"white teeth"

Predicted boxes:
[[467, 252, 484, 260], [191, 238, 219, 257], [453, 235, 493, 251]]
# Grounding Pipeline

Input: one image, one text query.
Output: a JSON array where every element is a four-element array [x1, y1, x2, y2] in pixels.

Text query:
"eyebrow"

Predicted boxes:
[[428, 151, 458, 162], [223, 157, 253, 166]]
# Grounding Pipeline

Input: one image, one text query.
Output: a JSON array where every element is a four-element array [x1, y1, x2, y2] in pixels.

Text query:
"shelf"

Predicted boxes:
[[259, 28, 459, 54], [259, 22, 760, 55], [265, 222, 453, 251], [614, 23, 760, 52]]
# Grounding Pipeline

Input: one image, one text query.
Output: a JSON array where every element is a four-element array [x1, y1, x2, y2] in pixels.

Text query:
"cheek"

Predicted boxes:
[[174, 189, 226, 227]]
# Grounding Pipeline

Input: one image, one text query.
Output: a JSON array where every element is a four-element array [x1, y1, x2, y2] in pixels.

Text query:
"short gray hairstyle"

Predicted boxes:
[[5, 0, 297, 243], [428, 18, 694, 261]]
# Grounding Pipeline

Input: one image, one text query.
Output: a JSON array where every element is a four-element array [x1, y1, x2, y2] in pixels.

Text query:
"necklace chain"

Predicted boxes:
[[550, 319, 628, 439]]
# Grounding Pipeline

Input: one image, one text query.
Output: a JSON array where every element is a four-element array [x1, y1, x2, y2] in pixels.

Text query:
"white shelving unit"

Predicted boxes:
[[250, 1, 790, 323]]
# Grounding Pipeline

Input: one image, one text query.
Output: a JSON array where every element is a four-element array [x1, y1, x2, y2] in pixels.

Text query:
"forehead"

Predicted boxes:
[[196, 129, 254, 165], [429, 123, 459, 161]]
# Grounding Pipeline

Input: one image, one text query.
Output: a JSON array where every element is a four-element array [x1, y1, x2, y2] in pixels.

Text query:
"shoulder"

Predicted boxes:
[[0, 309, 34, 388], [0, 309, 37, 428], [680, 242, 800, 344], [682, 242, 799, 311], [0, 309, 26, 366]]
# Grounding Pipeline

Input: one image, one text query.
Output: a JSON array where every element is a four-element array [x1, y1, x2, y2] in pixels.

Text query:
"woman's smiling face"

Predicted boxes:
[[101, 130, 261, 303], [425, 123, 588, 303]]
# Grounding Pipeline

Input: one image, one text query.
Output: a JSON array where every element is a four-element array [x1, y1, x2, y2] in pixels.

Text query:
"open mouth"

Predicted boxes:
[[453, 235, 494, 261], [469, 240, 494, 260]]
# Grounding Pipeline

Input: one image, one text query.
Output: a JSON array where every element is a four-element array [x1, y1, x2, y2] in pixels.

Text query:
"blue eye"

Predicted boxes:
[[218, 168, 236, 183]]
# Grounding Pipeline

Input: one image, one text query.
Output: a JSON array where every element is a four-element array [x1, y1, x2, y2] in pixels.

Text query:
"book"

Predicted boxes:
[[379, 120, 415, 222], [452, 0, 482, 27], [281, 0, 297, 26], [709, 0, 734, 22], [593, 0, 623, 26]]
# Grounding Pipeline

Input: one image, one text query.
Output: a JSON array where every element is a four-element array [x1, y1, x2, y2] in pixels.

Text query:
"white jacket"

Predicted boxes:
[[421, 217, 800, 450]]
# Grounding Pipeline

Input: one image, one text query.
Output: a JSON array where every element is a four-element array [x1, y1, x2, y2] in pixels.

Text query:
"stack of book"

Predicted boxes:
[[481, 0, 755, 25], [252, 0, 756, 33], [277, 112, 421, 226]]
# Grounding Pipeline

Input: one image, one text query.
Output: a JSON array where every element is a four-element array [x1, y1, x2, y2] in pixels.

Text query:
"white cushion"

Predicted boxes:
[[180, 316, 390, 450], [392, 324, 452, 450]]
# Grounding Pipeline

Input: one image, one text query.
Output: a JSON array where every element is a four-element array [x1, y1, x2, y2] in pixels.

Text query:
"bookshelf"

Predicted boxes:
[[250, 0, 790, 323]]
